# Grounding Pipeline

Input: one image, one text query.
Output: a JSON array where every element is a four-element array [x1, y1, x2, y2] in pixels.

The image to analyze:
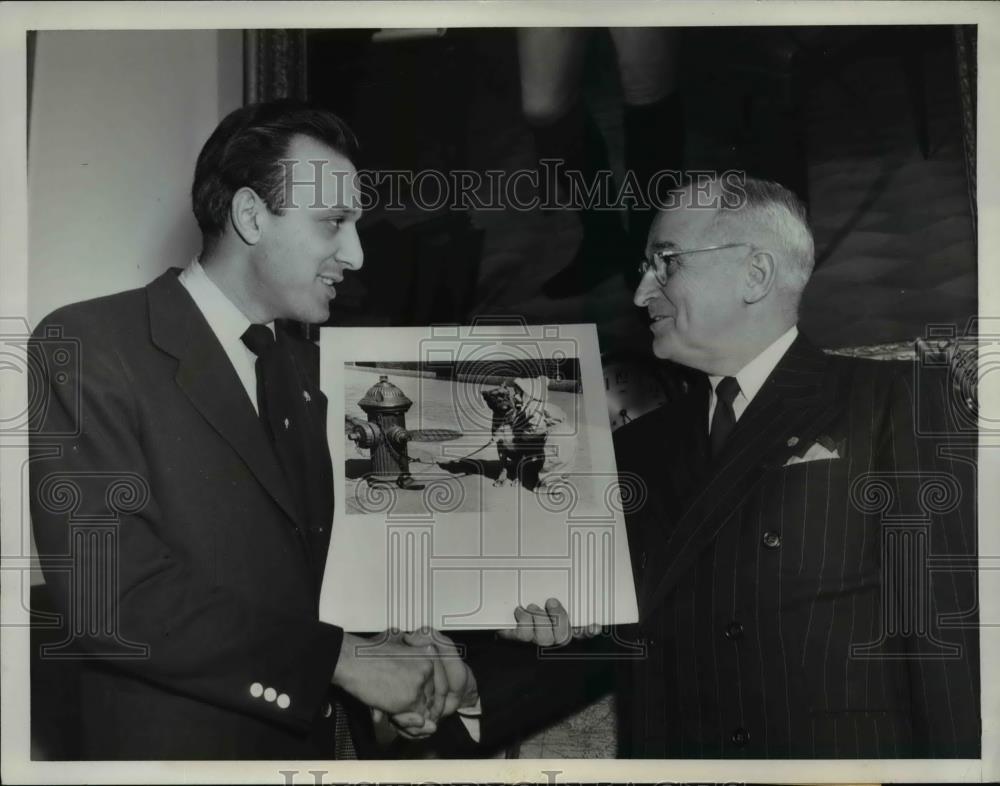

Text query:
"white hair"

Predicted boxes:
[[709, 177, 815, 315]]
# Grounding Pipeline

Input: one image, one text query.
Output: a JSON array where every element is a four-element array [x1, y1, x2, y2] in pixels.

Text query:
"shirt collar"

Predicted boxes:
[[178, 257, 274, 344], [709, 324, 799, 405]]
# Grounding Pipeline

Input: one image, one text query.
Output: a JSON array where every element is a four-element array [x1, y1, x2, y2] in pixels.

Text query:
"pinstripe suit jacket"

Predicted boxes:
[[476, 334, 980, 758]]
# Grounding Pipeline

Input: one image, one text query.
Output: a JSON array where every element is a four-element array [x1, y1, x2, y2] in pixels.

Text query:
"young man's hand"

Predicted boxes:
[[333, 631, 439, 723], [373, 629, 479, 739]]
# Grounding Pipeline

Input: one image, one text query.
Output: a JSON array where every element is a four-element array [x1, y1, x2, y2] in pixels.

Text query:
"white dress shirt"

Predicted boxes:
[[178, 258, 274, 414], [708, 325, 798, 427]]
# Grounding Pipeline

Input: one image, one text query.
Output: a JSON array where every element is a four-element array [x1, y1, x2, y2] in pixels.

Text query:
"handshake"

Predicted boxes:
[[331, 599, 594, 740], [332, 628, 479, 739]]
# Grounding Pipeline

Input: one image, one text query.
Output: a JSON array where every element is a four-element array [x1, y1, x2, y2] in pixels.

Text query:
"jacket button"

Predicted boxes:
[[249, 682, 264, 698], [640, 551, 647, 569], [264, 687, 277, 703], [762, 531, 781, 549], [323, 702, 333, 718], [724, 621, 744, 641], [732, 727, 750, 746]]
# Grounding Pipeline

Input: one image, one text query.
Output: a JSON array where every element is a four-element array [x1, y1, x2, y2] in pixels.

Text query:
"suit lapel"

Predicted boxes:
[[639, 336, 844, 618], [280, 331, 336, 590], [146, 270, 306, 531]]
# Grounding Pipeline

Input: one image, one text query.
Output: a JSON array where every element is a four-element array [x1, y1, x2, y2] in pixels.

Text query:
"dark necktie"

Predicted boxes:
[[241, 324, 327, 538], [710, 376, 740, 459], [241, 324, 279, 439]]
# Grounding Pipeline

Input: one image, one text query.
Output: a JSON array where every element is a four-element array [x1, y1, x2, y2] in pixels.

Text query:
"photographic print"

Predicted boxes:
[[319, 324, 639, 634]]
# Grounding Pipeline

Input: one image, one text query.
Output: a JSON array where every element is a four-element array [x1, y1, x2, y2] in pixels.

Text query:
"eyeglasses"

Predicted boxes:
[[637, 242, 751, 285]]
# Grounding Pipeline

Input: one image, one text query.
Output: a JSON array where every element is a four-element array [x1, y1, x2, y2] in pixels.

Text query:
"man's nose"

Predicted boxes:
[[633, 270, 659, 307], [337, 224, 364, 271]]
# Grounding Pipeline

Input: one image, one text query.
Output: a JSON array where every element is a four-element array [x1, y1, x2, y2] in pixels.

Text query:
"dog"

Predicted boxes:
[[481, 384, 533, 486], [481, 381, 572, 490]]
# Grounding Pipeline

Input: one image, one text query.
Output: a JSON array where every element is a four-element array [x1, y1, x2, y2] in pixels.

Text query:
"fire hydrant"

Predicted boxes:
[[349, 375, 423, 489]]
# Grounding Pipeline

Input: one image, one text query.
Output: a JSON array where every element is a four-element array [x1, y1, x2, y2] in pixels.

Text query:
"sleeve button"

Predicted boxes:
[[264, 687, 277, 703], [276, 693, 291, 709], [250, 682, 264, 698]]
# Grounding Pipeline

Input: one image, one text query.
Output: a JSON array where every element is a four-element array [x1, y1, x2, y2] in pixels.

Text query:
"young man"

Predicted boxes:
[[29, 101, 473, 760]]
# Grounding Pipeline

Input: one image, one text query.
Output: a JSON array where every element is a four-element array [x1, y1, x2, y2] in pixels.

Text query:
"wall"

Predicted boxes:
[[26, 29, 242, 583], [28, 29, 243, 324]]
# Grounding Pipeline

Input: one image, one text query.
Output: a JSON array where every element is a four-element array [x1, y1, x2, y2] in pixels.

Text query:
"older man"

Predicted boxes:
[[432, 176, 980, 758]]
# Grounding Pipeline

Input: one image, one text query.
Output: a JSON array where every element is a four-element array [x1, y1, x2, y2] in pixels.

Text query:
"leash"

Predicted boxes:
[[378, 435, 497, 466], [446, 438, 496, 462], [408, 437, 496, 464]]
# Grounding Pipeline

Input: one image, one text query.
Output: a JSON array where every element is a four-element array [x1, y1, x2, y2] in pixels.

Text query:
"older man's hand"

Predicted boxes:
[[497, 598, 602, 647]]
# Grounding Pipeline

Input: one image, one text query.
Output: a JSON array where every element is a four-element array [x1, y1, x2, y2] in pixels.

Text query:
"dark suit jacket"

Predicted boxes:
[[29, 269, 369, 759], [474, 335, 980, 758]]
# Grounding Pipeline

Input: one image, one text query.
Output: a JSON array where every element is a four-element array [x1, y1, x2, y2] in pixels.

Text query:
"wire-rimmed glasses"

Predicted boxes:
[[637, 242, 752, 285]]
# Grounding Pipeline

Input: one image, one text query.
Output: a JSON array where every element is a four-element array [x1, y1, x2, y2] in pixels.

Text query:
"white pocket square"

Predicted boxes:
[[783, 442, 841, 466]]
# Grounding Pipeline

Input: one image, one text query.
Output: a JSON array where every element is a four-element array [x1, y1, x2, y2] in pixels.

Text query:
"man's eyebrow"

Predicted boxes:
[[649, 240, 678, 253], [320, 205, 362, 216]]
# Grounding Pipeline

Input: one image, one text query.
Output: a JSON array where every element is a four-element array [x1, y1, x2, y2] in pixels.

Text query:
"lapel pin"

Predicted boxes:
[[787, 436, 799, 447], [283, 418, 290, 430], [303, 391, 311, 402]]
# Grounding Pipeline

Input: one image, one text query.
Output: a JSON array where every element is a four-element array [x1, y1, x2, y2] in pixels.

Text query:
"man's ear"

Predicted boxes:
[[230, 187, 266, 245], [743, 250, 777, 304]]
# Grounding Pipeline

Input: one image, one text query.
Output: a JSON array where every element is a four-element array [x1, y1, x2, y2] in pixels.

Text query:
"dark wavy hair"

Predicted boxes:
[[191, 100, 359, 245]]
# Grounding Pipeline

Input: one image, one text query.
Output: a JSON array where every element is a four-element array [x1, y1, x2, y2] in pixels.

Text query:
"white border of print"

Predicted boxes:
[[1, 2, 997, 784]]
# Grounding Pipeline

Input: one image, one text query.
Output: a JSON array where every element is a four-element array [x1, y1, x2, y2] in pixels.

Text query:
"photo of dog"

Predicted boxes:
[[343, 359, 586, 511], [480, 377, 575, 492], [481, 383, 533, 487]]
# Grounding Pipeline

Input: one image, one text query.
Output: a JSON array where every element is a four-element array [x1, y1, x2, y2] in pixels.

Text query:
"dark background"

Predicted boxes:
[[304, 25, 976, 356]]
